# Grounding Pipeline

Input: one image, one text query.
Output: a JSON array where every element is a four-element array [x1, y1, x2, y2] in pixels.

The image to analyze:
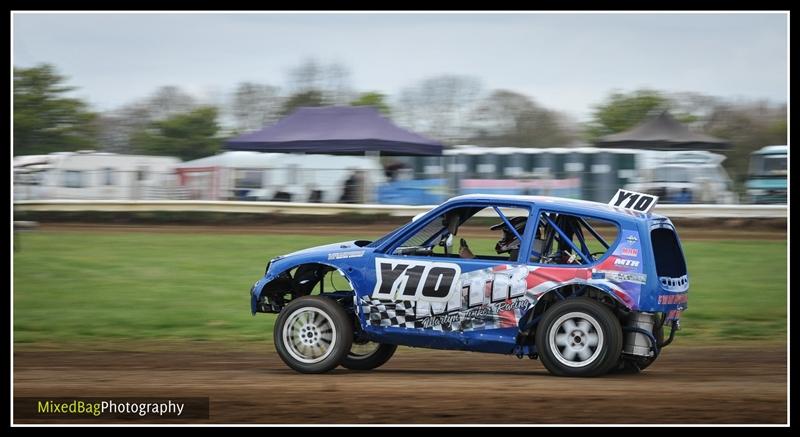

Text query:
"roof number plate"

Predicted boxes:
[[609, 189, 658, 213]]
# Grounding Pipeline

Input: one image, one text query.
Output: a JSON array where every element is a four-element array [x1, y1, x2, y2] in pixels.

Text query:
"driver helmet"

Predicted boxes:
[[492, 216, 527, 255]]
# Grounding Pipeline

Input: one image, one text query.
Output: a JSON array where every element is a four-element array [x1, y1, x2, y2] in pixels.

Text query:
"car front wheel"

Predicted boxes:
[[274, 296, 353, 374], [536, 298, 623, 377]]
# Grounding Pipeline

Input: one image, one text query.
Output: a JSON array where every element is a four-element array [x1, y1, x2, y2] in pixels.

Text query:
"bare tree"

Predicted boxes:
[[395, 75, 484, 143], [288, 58, 323, 92], [666, 91, 721, 129], [467, 90, 576, 147], [231, 82, 282, 132], [322, 61, 354, 105], [146, 86, 197, 121], [95, 86, 198, 154], [704, 100, 787, 184], [287, 58, 353, 106]]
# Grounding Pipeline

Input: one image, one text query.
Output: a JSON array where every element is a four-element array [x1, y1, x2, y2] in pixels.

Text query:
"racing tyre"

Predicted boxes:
[[340, 342, 397, 371], [536, 298, 623, 377], [274, 296, 353, 374], [612, 356, 654, 374]]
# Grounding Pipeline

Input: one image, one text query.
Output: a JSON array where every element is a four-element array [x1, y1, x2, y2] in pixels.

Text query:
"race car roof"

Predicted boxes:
[[447, 194, 667, 222]]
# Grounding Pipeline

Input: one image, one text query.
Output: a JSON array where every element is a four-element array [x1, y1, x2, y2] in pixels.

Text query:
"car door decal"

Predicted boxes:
[[364, 261, 638, 333], [372, 258, 460, 303]]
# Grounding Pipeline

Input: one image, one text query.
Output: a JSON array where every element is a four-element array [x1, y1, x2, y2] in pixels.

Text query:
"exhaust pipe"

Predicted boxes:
[[623, 312, 656, 357]]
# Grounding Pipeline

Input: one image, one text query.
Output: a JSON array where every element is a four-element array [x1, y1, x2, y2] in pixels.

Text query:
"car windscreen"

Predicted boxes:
[[367, 222, 412, 248]]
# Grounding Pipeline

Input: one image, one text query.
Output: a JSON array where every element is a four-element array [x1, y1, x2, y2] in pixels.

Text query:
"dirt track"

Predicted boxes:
[[14, 345, 786, 424]]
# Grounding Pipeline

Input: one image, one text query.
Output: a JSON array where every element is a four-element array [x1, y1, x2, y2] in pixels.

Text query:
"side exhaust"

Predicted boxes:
[[623, 312, 657, 357]]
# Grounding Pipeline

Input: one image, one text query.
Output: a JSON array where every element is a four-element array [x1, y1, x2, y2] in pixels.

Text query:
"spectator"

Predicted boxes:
[[339, 170, 358, 203], [698, 178, 714, 203], [674, 188, 693, 204], [307, 189, 323, 203], [272, 187, 292, 202], [339, 169, 365, 203], [384, 161, 410, 182]]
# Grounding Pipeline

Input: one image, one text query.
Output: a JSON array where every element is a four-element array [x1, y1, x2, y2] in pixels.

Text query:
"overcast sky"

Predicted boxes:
[[12, 12, 788, 121]]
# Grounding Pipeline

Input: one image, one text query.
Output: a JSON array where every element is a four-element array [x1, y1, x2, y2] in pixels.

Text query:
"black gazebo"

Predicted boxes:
[[595, 111, 730, 151]]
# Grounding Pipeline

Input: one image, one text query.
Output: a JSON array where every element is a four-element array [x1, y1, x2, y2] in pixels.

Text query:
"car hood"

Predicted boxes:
[[265, 240, 373, 277]]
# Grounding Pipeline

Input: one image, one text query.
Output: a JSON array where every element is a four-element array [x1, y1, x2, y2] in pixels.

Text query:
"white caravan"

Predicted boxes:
[[625, 150, 738, 204], [13, 151, 181, 200], [175, 151, 386, 203]]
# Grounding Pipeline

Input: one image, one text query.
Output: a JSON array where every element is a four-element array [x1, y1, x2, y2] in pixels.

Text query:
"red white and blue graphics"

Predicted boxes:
[[361, 229, 648, 333], [251, 194, 689, 355]]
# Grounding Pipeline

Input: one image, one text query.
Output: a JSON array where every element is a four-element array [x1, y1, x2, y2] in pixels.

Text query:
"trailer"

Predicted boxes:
[[383, 146, 737, 205], [625, 150, 738, 204], [13, 151, 181, 200], [383, 146, 640, 205], [175, 151, 386, 203], [745, 145, 787, 204]]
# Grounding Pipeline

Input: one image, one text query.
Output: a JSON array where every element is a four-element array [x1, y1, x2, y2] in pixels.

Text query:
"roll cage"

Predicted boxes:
[[533, 212, 613, 265], [373, 198, 620, 266]]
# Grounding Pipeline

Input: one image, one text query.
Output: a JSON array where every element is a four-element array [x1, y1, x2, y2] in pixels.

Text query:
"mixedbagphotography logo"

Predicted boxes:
[[15, 397, 209, 421]]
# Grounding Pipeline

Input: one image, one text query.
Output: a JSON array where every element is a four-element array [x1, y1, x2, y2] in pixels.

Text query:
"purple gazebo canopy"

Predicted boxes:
[[225, 106, 443, 156]]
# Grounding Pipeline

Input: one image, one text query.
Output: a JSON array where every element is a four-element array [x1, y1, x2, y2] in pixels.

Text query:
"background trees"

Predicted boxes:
[[13, 64, 98, 155], [130, 107, 221, 161], [231, 82, 282, 132], [585, 89, 787, 183], [13, 62, 787, 183], [467, 90, 576, 147], [394, 74, 484, 144], [584, 89, 669, 141], [351, 92, 391, 115]]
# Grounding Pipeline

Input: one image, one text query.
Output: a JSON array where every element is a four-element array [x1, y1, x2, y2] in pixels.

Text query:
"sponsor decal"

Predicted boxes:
[[620, 247, 638, 257], [658, 294, 689, 305], [665, 309, 684, 320], [372, 258, 461, 303], [614, 258, 640, 268], [327, 250, 365, 260], [626, 235, 638, 245], [418, 299, 529, 328], [599, 270, 647, 285], [365, 264, 538, 332], [366, 263, 641, 332]]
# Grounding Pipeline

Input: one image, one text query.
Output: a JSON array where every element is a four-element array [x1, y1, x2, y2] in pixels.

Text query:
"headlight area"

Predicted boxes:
[[253, 263, 355, 314]]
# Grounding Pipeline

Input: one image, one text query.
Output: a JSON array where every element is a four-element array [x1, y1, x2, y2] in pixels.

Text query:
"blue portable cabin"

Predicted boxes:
[[746, 145, 787, 204]]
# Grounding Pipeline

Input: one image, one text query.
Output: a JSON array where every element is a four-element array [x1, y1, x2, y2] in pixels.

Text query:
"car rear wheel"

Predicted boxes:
[[274, 296, 353, 374], [340, 341, 397, 371], [536, 298, 623, 377]]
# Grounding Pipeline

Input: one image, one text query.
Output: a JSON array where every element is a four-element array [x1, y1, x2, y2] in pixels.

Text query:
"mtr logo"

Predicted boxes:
[[614, 258, 640, 268]]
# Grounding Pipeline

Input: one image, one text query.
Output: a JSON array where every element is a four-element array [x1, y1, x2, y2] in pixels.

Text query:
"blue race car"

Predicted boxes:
[[250, 190, 688, 377]]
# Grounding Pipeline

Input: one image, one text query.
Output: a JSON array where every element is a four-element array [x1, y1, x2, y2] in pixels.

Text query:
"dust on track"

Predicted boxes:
[[13, 345, 787, 424]]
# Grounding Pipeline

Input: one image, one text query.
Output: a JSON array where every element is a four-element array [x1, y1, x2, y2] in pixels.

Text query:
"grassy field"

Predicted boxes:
[[13, 230, 787, 346]]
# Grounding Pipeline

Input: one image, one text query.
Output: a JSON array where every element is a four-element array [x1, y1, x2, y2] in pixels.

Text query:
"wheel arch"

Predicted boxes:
[[253, 261, 360, 314], [518, 282, 632, 338]]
